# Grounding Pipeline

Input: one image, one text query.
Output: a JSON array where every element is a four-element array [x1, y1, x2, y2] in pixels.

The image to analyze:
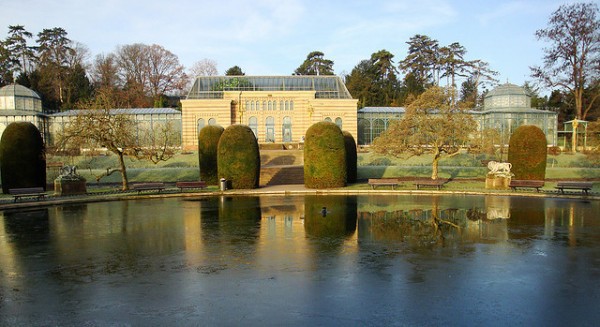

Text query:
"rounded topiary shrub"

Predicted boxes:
[[198, 125, 224, 185], [343, 131, 357, 183], [508, 125, 547, 180], [217, 124, 260, 189], [304, 122, 346, 189], [0, 122, 46, 193]]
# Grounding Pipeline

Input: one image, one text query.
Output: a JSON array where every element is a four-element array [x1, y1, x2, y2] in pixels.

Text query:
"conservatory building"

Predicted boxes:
[[0, 84, 48, 142], [358, 83, 558, 146], [180, 76, 358, 150]]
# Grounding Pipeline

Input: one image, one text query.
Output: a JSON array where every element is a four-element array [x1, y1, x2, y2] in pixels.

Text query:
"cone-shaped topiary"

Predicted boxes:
[[508, 125, 547, 180], [0, 122, 46, 193], [198, 125, 224, 185], [217, 124, 260, 189], [343, 131, 357, 183], [304, 122, 346, 189]]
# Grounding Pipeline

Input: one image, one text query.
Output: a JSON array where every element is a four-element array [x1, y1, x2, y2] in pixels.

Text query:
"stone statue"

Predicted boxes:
[[487, 161, 512, 178]]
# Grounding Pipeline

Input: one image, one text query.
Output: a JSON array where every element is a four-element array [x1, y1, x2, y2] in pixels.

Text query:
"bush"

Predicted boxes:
[[508, 125, 547, 180], [217, 124, 260, 189], [198, 125, 224, 185], [343, 131, 357, 183], [0, 122, 46, 193], [304, 122, 346, 188]]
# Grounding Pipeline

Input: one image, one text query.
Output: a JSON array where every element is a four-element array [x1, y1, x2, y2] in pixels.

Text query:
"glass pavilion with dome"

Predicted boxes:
[[358, 83, 558, 146], [0, 84, 48, 141]]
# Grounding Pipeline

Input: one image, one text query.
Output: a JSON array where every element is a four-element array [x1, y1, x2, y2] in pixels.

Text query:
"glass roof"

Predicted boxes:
[[51, 108, 181, 117], [0, 84, 41, 99], [186, 76, 353, 99]]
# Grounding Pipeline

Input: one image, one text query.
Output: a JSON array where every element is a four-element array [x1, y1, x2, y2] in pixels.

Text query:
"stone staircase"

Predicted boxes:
[[259, 149, 304, 186], [260, 165, 304, 186]]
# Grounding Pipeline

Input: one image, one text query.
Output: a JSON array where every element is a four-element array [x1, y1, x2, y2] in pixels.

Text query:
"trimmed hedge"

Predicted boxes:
[[508, 125, 547, 180], [343, 131, 357, 183], [217, 124, 260, 189], [304, 122, 346, 189], [0, 122, 46, 193], [198, 125, 224, 185]]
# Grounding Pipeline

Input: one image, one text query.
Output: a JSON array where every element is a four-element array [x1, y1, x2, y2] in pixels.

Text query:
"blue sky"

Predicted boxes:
[[2, 0, 582, 92]]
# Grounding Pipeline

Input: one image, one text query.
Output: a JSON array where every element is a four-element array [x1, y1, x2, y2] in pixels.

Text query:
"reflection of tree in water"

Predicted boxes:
[[217, 196, 262, 244], [304, 195, 357, 251], [3, 209, 50, 247]]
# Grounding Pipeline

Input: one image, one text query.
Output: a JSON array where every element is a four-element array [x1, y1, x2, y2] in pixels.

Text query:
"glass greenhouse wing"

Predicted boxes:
[[186, 76, 353, 99]]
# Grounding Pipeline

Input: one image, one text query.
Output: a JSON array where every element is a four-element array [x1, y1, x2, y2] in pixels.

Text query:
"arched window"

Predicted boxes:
[[285, 101, 289, 111], [249, 116, 258, 138], [335, 117, 342, 129], [280, 100, 284, 110], [208, 118, 216, 125], [245, 100, 250, 111], [266, 116, 275, 142], [268, 101, 273, 111], [197, 118, 205, 133], [324, 117, 332, 122], [262, 101, 267, 110], [282, 116, 292, 142]]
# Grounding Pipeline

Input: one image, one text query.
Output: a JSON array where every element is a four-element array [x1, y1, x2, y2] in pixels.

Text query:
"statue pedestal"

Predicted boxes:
[[485, 174, 511, 190], [54, 177, 87, 196]]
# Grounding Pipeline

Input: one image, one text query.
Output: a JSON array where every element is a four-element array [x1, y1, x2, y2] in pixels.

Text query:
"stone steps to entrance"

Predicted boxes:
[[260, 165, 304, 186]]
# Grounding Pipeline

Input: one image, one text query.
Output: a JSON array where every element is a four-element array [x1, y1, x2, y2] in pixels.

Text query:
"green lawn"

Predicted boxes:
[[42, 150, 600, 186]]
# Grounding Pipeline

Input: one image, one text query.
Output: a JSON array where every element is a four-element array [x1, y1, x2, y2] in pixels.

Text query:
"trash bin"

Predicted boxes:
[[219, 178, 227, 191]]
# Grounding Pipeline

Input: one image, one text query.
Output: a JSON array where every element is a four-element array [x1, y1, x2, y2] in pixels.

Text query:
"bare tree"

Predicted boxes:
[[56, 108, 138, 191], [531, 2, 599, 121], [115, 43, 186, 106], [189, 58, 218, 77], [372, 86, 477, 179]]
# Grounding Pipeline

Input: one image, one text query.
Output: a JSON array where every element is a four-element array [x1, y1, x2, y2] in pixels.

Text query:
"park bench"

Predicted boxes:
[[414, 179, 448, 190], [176, 181, 207, 192], [555, 181, 594, 195], [131, 182, 165, 194], [9, 187, 47, 203], [509, 180, 545, 192], [368, 178, 401, 190]]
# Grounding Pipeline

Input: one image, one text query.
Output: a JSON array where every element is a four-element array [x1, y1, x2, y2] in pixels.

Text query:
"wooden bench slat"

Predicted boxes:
[[555, 181, 594, 195], [9, 187, 47, 203], [176, 181, 207, 191], [509, 180, 545, 192], [131, 183, 165, 194], [368, 178, 401, 190], [414, 179, 448, 190]]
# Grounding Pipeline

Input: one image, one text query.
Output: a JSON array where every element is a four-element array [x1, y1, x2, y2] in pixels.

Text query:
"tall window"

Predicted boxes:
[[282, 116, 292, 142], [249, 116, 258, 138], [197, 118, 205, 133], [324, 117, 332, 122], [335, 117, 342, 129], [208, 118, 216, 125], [266, 116, 275, 142]]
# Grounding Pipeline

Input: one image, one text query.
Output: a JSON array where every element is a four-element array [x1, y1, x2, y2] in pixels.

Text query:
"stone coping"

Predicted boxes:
[[0, 184, 598, 211]]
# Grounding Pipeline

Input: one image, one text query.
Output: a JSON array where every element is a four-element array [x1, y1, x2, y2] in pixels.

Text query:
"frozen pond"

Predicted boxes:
[[1, 194, 599, 326]]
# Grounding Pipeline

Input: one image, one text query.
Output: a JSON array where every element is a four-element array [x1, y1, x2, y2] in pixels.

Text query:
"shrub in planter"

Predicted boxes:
[[198, 125, 224, 185], [217, 124, 260, 189], [0, 122, 46, 193], [508, 125, 547, 180], [304, 122, 346, 188]]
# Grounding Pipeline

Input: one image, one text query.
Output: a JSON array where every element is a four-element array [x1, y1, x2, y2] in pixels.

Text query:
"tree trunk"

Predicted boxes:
[[117, 151, 129, 191], [431, 151, 441, 180]]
